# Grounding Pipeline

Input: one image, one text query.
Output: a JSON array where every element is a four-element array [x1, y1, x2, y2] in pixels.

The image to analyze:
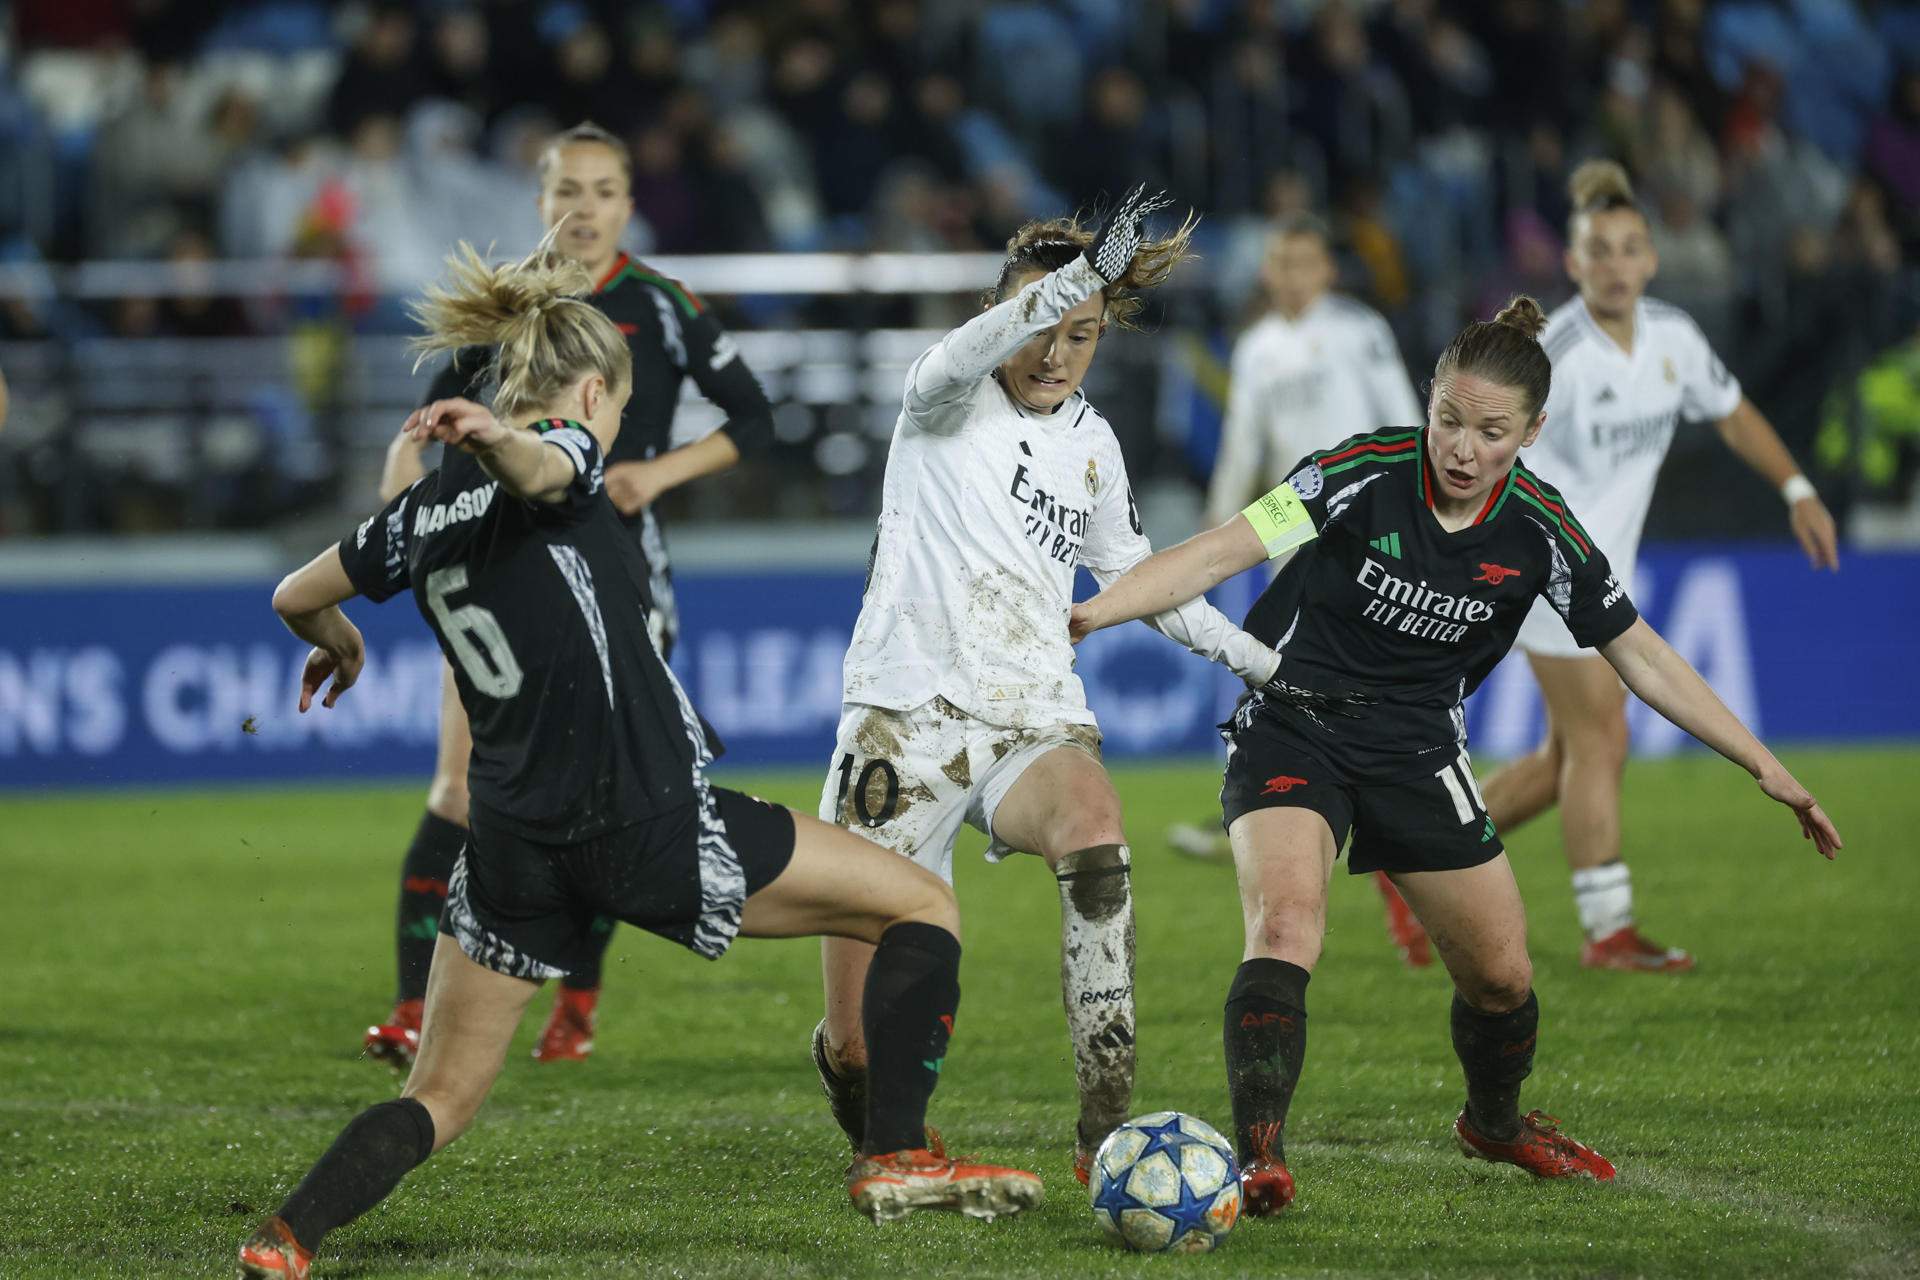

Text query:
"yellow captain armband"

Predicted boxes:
[[1241, 480, 1320, 560]]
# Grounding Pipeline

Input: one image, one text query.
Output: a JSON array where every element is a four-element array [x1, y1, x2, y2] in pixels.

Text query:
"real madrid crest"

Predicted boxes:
[[1085, 457, 1099, 495], [1663, 356, 1676, 384]]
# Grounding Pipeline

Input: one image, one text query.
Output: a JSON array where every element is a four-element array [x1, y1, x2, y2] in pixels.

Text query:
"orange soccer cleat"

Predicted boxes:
[[533, 986, 598, 1062], [1580, 925, 1694, 973], [1454, 1108, 1616, 1180], [848, 1148, 1044, 1223], [362, 998, 423, 1071], [1374, 871, 1431, 967], [235, 1215, 312, 1279]]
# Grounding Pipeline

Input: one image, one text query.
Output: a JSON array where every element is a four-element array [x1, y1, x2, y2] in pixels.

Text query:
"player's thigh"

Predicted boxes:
[[817, 702, 971, 883], [740, 811, 959, 943], [1226, 808, 1340, 966], [987, 741, 1123, 863], [1530, 652, 1628, 751], [404, 934, 542, 1149], [426, 659, 473, 823], [1387, 855, 1532, 1010]]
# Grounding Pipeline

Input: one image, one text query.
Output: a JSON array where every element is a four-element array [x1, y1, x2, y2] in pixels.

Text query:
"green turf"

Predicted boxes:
[[1, 748, 1916, 1278]]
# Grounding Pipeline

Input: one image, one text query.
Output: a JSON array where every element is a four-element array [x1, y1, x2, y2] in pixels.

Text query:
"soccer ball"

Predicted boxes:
[[1088, 1111, 1241, 1253]]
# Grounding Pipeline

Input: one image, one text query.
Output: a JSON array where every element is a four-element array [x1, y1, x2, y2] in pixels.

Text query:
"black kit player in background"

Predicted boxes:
[[238, 235, 1040, 1280], [366, 123, 773, 1069], [1070, 297, 1841, 1217]]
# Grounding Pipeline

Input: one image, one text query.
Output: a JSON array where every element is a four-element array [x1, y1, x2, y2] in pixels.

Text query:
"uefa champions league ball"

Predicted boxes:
[[1089, 1111, 1241, 1253]]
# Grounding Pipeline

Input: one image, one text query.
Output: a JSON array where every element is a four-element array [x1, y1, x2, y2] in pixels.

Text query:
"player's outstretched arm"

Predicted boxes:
[[908, 187, 1175, 429], [1600, 617, 1841, 858], [1714, 397, 1840, 570], [406, 398, 579, 504], [273, 545, 366, 712], [1071, 515, 1268, 642]]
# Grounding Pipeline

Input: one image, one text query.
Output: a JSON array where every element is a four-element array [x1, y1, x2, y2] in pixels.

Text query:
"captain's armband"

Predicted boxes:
[[1241, 480, 1319, 560]]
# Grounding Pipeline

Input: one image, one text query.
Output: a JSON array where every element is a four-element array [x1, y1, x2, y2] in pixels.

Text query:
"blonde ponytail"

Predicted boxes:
[[408, 225, 632, 420]]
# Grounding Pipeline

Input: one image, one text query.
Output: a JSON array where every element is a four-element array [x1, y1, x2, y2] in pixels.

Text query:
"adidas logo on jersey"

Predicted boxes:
[[1368, 532, 1402, 559]]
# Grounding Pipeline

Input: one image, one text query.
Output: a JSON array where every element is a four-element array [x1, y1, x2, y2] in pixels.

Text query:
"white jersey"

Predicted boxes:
[[1517, 294, 1743, 656], [843, 255, 1279, 730], [1204, 294, 1421, 525], [1531, 295, 1742, 567]]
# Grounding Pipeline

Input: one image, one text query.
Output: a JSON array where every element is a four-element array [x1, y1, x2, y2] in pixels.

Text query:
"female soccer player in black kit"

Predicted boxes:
[[237, 237, 1040, 1279], [1070, 297, 1841, 1216], [365, 123, 774, 1068]]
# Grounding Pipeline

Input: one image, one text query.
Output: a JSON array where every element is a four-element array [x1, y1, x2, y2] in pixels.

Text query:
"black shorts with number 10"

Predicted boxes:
[[1220, 706, 1505, 876]]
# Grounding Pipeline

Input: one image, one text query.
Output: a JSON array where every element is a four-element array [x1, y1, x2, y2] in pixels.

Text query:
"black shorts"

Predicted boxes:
[[1220, 715, 1504, 875], [441, 785, 795, 979]]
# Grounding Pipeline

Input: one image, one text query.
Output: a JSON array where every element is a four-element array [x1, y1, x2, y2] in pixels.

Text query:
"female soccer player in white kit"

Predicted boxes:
[[810, 189, 1282, 1183], [1426, 161, 1841, 972]]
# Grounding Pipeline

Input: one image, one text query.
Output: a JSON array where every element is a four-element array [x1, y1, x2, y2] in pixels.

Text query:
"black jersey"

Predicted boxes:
[[422, 253, 772, 493], [1238, 427, 1638, 781], [338, 421, 710, 842]]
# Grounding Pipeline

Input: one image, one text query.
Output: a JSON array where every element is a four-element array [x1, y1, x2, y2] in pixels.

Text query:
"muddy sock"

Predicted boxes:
[[1223, 958, 1309, 1165], [1054, 843, 1135, 1149], [1451, 990, 1538, 1142], [396, 812, 465, 1003], [860, 922, 961, 1157], [277, 1098, 435, 1251]]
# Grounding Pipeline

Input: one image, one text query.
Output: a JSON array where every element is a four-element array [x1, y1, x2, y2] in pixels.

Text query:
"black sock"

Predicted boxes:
[[860, 921, 961, 1156], [561, 916, 615, 993], [396, 812, 466, 1003], [277, 1098, 435, 1251], [1450, 990, 1539, 1142], [1223, 958, 1310, 1165]]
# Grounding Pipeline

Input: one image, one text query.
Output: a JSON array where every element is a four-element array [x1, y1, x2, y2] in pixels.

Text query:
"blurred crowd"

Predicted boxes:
[[2, 0, 1920, 530]]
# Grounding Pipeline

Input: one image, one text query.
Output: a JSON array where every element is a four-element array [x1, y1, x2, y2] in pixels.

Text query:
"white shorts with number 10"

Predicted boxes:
[[816, 697, 1103, 882]]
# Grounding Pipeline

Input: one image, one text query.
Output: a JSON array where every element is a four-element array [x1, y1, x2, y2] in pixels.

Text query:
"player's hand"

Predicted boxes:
[[1789, 496, 1840, 571], [1069, 601, 1102, 644], [1756, 768, 1842, 860], [297, 635, 364, 712], [604, 460, 667, 516], [406, 398, 508, 453], [1085, 185, 1176, 285]]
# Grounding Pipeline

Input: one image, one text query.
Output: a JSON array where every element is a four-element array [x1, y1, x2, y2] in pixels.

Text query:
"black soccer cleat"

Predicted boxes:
[[812, 1019, 867, 1150]]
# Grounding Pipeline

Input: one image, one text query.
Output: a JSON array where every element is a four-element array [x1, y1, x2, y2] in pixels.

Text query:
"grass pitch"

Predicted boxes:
[[2, 747, 1916, 1278]]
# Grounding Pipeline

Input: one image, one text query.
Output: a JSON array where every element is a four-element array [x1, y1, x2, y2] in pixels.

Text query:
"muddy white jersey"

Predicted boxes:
[[843, 255, 1278, 730], [1205, 294, 1420, 525], [1529, 295, 1742, 566]]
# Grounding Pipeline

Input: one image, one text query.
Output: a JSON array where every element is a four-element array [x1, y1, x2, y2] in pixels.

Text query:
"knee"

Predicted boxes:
[[402, 1081, 485, 1150], [1457, 957, 1533, 1013], [426, 773, 469, 825], [894, 873, 960, 941], [1564, 709, 1629, 774], [1041, 788, 1126, 861], [1243, 908, 1322, 972]]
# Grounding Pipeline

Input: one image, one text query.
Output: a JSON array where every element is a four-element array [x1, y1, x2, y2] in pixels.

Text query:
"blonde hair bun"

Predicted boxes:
[[1568, 159, 1636, 211]]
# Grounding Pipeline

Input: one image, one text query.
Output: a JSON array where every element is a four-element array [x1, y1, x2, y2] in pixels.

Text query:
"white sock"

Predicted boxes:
[[1055, 843, 1135, 1148], [1570, 862, 1634, 938]]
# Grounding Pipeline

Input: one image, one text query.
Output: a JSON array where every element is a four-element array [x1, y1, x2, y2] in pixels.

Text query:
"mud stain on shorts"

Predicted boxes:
[[852, 709, 904, 762], [940, 748, 972, 790]]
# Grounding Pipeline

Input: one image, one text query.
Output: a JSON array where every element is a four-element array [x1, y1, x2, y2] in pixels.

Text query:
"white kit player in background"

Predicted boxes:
[[1167, 215, 1422, 894], [1383, 160, 1840, 974], [809, 188, 1282, 1184], [1202, 214, 1421, 528]]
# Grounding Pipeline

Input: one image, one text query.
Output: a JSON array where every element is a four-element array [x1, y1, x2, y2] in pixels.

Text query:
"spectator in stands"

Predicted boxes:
[[1866, 69, 1920, 248], [87, 62, 254, 258], [1066, 67, 1169, 206], [326, 3, 420, 139]]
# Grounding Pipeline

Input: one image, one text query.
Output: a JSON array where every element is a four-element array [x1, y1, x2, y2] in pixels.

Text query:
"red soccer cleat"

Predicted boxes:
[[1581, 926, 1694, 973], [236, 1215, 312, 1279], [1454, 1108, 1616, 1180], [533, 986, 597, 1062], [362, 998, 422, 1071], [1374, 871, 1431, 967], [1238, 1158, 1296, 1216], [1073, 1142, 1093, 1187], [848, 1147, 1044, 1223]]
